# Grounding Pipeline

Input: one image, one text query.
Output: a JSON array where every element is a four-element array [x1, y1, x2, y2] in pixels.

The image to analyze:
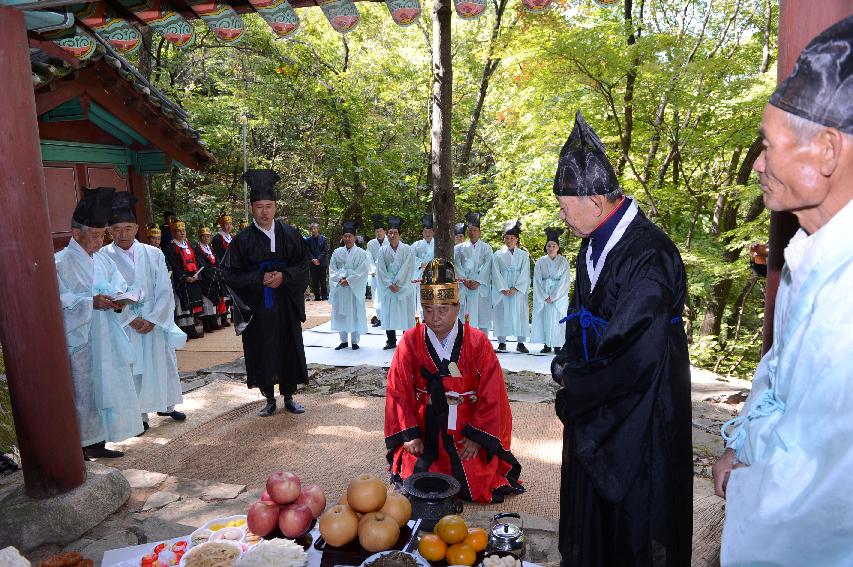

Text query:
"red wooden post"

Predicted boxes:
[[763, 0, 853, 353], [0, 6, 86, 498]]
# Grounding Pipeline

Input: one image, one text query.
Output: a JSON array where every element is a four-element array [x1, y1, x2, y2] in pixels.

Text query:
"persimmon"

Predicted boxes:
[[435, 515, 468, 544], [445, 542, 477, 566], [418, 534, 448, 562], [463, 527, 488, 552]]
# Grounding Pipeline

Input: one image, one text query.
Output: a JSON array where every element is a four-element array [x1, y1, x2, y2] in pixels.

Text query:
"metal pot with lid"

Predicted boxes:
[[487, 513, 525, 556], [400, 472, 463, 531]]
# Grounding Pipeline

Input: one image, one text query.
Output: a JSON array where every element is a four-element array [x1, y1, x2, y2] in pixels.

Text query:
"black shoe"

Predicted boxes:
[[497, 343, 507, 352], [322, 296, 329, 301], [137, 422, 150, 437], [335, 342, 349, 350], [540, 345, 552, 354], [84, 443, 125, 459], [352, 344, 360, 350], [383, 341, 397, 350], [258, 399, 277, 417], [516, 343, 529, 354], [157, 410, 186, 421], [553, 346, 562, 355], [284, 399, 305, 414], [82, 448, 93, 462], [371, 318, 382, 328]]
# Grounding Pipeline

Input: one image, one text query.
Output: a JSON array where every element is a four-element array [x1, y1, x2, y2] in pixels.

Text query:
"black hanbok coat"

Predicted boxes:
[[194, 243, 229, 310], [164, 241, 204, 313], [552, 208, 692, 567], [221, 221, 309, 395]]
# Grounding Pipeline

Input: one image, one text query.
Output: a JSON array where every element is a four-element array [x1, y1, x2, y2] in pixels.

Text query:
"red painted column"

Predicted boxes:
[[0, 7, 86, 498], [763, 1, 853, 354]]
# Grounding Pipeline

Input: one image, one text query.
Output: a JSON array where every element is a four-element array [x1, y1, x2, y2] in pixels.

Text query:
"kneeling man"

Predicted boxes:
[[385, 258, 524, 503]]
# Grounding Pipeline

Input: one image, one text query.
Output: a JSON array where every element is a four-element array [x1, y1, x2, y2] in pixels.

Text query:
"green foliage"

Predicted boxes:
[[139, 0, 777, 378]]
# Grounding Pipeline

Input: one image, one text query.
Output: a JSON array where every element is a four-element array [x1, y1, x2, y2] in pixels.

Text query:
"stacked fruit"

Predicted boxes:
[[418, 515, 488, 566]]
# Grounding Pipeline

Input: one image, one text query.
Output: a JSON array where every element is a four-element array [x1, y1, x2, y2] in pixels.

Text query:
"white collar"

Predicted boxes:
[[585, 197, 638, 291], [218, 230, 232, 243], [426, 322, 458, 362], [253, 220, 276, 253], [344, 245, 355, 255], [173, 239, 189, 249], [118, 241, 136, 259], [69, 236, 93, 260], [199, 242, 213, 254]]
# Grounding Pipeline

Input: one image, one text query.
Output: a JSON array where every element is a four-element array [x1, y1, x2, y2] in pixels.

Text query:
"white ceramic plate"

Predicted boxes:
[[360, 550, 430, 567]]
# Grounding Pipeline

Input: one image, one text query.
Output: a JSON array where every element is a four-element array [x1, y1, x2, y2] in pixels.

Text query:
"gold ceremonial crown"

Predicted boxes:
[[421, 258, 459, 306], [218, 214, 232, 225], [171, 220, 186, 231], [198, 226, 212, 236], [147, 225, 161, 237]]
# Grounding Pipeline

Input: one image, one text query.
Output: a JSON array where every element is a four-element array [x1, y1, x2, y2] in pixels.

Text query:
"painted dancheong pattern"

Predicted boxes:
[[248, 0, 300, 38], [119, 0, 195, 48], [384, 0, 421, 27], [42, 25, 97, 60], [521, 0, 552, 14], [316, 0, 361, 34], [185, 0, 245, 43], [73, 3, 142, 55], [453, 0, 486, 20]]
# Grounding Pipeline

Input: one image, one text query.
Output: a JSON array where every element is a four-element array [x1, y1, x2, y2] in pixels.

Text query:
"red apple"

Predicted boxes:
[[247, 500, 281, 536], [266, 471, 301, 505], [296, 484, 327, 518], [260, 490, 274, 503], [279, 502, 314, 538]]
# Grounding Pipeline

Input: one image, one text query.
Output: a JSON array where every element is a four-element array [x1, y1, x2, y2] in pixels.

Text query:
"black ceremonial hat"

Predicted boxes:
[[372, 215, 386, 230], [544, 226, 564, 243], [465, 211, 482, 228], [342, 220, 357, 235], [421, 214, 434, 229], [242, 169, 280, 202], [387, 215, 403, 231], [553, 111, 620, 197], [454, 222, 467, 236], [109, 191, 139, 225], [73, 187, 116, 228], [769, 15, 853, 134], [502, 220, 521, 237]]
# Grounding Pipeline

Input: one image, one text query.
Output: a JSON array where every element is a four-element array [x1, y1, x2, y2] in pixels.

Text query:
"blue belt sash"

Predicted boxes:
[[259, 260, 289, 309], [560, 308, 683, 362]]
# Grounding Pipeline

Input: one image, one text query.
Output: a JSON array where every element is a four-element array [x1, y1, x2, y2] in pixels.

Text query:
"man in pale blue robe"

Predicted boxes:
[[410, 214, 435, 313], [54, 187, 142, 459], [329, 221, 369, 350], [491, 220, 530, 353], [376, 216, 416, 349], [530, 228, 570, 353], [713, 16, 853, 565], [367, 215, 390, 327], [101, 192, 187, 434], [454, 212, 493, 333]]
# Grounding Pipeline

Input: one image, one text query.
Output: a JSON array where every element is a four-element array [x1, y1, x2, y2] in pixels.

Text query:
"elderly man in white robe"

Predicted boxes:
[[55, 187, 143, 459], [100, 192, 187, 434], [531, 227, 570, 354], [411, 214, 435, 313], [712, 15, 853, 566], [491, 221, 531, 353], [376, 216, 416, 349], [367, 215, 390, 327], [454, 212, 493, 334], [329, 221, 369, 350]]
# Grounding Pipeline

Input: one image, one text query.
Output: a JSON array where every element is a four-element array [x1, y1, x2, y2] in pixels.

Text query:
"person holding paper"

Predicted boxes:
[[329, 221, 369, 350], [100, 192, 187, 433], [164, 219, 205, 339], [54, 187, 143, 458], [384, 258, 524, 503]]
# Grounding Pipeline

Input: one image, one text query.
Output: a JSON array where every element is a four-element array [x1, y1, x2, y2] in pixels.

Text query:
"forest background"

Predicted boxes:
[[0, 0, 778, 456]]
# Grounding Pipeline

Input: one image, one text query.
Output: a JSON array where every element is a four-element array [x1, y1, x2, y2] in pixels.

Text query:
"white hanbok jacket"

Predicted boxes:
[[530, 254, 571, 348], [721, 199, 853, 566], [491, 246, 531, 339], [329, 245, 369, 334], [99, 241, 186, 414], [367, 237, 390, 318], [55, 238, 142, 445], [454, 239, 493, 329], [411, 238, 435, 310], [376, 242, 416, 331]]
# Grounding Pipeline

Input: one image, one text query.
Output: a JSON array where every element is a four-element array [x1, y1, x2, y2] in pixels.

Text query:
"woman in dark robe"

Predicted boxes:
[[221, 169, 310, 417], [551, 112, 693, 567]]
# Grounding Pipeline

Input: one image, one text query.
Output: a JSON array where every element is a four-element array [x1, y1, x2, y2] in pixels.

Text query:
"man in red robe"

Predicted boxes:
[[385, 258, 524, 503]]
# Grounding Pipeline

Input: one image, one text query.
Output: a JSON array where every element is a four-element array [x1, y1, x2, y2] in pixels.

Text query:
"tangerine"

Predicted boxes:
[[418, 534, 448, 562], [463, 527, 488, 552], [435, 515, 468, 544], [445, 542, 477, 566]]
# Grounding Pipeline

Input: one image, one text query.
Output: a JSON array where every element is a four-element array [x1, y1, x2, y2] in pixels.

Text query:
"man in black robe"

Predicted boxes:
[[551, 112, 692, 567], [221, 169, 310, 417]]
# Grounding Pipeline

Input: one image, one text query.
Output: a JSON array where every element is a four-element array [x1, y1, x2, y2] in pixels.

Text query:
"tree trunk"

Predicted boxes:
[[431, 0, 455, 259]]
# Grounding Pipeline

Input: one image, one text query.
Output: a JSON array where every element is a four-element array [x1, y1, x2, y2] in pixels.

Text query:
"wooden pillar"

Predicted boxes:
[[430, 0, 455, 260], [0, 7, 86, 498], [763, 1, 853, 353]]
